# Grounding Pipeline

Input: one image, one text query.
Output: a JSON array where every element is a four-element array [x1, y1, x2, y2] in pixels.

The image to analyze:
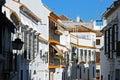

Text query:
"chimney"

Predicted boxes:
[[76, 16, 80, 22]]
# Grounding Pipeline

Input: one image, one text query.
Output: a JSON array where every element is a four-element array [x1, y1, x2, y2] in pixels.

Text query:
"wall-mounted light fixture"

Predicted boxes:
[[12, 38, 23, 50]]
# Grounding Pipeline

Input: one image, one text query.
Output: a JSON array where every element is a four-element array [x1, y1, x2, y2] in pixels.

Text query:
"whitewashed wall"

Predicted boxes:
[[20, 0, 51, 40]]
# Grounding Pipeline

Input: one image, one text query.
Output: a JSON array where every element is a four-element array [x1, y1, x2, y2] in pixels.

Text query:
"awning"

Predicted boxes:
[[19, 4, 41, 23], [4, 5, 21, 25], [49, 39, 70, 53], [51, 44, 63, 54], [59, 44, 70, 50], [38, 36, 48, 43]]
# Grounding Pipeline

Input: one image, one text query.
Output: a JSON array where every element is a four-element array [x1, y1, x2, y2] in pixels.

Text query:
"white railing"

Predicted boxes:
[[70, 34, 94, 47]]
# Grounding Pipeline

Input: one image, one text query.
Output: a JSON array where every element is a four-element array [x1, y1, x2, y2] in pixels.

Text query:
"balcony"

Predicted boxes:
[[70, 34, 96, 49], [49, 54, 66, 69], [49, 63, 60, 69], [54, 25, 64, 35], [48, 62, 66, 68]]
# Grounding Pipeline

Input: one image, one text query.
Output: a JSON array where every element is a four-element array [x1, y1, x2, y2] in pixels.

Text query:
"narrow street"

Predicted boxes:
[[0, 0, 120, 80]]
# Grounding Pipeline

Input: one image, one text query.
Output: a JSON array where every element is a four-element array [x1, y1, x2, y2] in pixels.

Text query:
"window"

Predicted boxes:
[[93, 67, 95, 78], [104, 24, 119, 58], [28, 33, 31, 59], [96, 52, 100, 63], [88, 50, 91, 61], [108, 74, 110, 80], [33, 35, 37, 58], [40, 50, 42, 58], [49, 19, 60, 41], [80, 67, 81, 79], [116, 41, 120, 57], [21, 70, 23, 80], [88, 69, 89, 79], [115, 69, 120, 80], [104, 30, 107, 54], [84, 68, 85, 73], [30, 33, 34, 59], [26, 70, 29, 80], [92, 51, 95, 61], [96, 39, 100, 45], [108, 29, 110, 58], [112, 25, 115, 50], [80, 49, 83, 61], [84, 50, 87, 62], [23, 30, 27, 59]]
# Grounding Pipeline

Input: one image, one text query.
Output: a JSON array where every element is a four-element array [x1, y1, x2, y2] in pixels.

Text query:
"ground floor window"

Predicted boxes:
[[115, 69, 120, 80]]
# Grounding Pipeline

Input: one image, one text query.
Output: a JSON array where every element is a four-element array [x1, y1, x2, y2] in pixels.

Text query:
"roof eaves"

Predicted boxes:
[[102, 0, 120, 18]]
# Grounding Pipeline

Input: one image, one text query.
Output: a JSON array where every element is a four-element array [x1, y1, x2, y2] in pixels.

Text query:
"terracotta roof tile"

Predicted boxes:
[[67, 25, 97, 33], [59, 15, 71, 21], [95, 30, 103, 37]]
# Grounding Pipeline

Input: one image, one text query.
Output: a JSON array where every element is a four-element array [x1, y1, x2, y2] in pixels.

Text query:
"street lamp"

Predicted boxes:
[[12, 38, 23, 50], [73, 52, 77, 63], [73, 52, 76, 59], [12, 37, 23, 80]]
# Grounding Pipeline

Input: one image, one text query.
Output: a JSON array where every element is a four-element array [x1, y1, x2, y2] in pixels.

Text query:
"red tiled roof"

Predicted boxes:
[[59, 15, 71, 21], [95, 30, 103, 37]]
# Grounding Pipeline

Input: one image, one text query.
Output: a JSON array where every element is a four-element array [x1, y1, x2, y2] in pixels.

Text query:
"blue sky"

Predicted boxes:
[[42, 0, 115, 22]]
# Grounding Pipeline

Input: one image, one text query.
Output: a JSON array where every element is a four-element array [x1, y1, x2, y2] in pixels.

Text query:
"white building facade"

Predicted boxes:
[[101, 1, 120, 80], [4, 0, 50, 80], [58, 16, 97, 80]]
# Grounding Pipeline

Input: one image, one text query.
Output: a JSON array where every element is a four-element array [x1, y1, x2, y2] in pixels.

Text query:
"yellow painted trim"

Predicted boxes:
[[48, 40, 60, 45], [71, 42, 96, 49], [48, 65, 60, 68], [55, 30, 62, 35], [48, 16, 58, 23], [96, 62, 100, 65]]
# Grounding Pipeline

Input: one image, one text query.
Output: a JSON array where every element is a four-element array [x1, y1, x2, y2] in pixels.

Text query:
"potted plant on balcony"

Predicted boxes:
[[53, 54, 64, 60]]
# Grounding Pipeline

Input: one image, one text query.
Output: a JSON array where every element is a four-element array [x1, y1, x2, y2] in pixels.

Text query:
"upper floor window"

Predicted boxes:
[[96, 52, 100, 63], [84, 50, 87, 62], [88, 50, 91, 61], [96, 39, 100, 45]]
